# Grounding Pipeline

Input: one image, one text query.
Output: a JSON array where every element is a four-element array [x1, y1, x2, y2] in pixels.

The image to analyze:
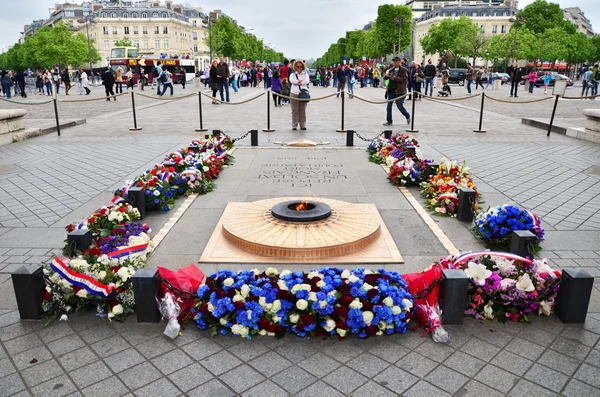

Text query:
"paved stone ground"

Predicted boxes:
[[1, 84, 600, 396]]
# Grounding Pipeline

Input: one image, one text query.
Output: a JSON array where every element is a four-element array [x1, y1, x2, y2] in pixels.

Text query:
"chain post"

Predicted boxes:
[[263, 89, 275, 132], [195, 91, 207, 132], [405, 94, 418, 133], [473, 92, 486, 133], [547, 94, 560, 137], [129, 92, 142, 131], [336, 90, 346, 132]]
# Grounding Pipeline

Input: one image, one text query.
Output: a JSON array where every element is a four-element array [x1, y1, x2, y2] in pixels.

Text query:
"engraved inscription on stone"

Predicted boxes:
[[256, 157, 348, 188]]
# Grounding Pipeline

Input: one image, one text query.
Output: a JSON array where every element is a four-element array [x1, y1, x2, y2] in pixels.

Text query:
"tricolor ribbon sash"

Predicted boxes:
[[111, 196, 125, 205], [453, 251, 533, 266], [436, 193, 458, 202], [106, 243, 149, 260], [50, 257, 115, 297], [524, 210, 541, 234]]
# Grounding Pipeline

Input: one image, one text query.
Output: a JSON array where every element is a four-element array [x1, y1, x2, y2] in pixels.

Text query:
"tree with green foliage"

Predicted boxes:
[[373, 4, 412, 57], [114, 37, 133, 47], [420, 15, 479, 67], [564, 32, 595, 65], [517, 0, 576, 35]]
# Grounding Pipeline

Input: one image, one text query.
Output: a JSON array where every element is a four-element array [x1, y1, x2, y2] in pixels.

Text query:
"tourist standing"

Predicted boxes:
[[231, 66, 239, 93], [44, 70, 52, 96], [383, 57, 410, 126], [407, 61, 416, 100], [465, 63, 473, 94], [271, 65, 282, 107], [36, 72, 44, 95], [336, 65, 346, 98], [61, 68, 71, 95], [423, 59, 436, 96], [582, 66, 593, 97], [592, 64, 600, 97], [15, 70, 27, 98], [218, 56, 230, 102], [281, 77, 290, 104], [79, 68, 91, 95], [155, 61, 163, 95], [52, 68, 61, 94], [115, 66, 123, 93], [250, 65, 257, 87], [543, 72, 551, 94], [509, 62, 523, 97], [528, 69, 537, 94], [413, 64, 424, 100], [373, 67, 380, 88], [179, 67, 186, 89], [475, 66, 485, 90], [289, 60, 310, 130], [210, 59, 220, 104], [280, 60, 290, 87], [346, 65, 356, 98], [126, 67, 135, 90], [159, 70, 173, 96], [103, 67, 116, 101], [263, 65, 272, 89], [1, 71, 12, 99]]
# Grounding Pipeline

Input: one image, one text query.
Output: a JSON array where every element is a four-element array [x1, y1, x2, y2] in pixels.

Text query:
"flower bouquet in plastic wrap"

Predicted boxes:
[[157, 265, 205, 339], [402, 264, 449, 343]]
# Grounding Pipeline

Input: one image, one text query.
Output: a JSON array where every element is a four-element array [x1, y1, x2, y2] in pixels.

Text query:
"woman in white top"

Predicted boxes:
[[289, 60, 310, 130]]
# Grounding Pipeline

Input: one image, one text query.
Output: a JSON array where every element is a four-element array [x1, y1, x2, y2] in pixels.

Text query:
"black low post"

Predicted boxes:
[[127, 187, 146, 219], [212, 129, 221, 139], [405, 95, 419, 133], [426, 162, 439, 179], [204, 134, 210, 140], [383, 130, 393, 139], [439, 269, 469, 325], [405, 145, 416, 156], [555, 269, 593, 323], [263, 90, 275, 132], [53, 98, 61, 137], [336, 90, 346, 132], [12, 265, 45, 320], [67, 229, 92, 257], [187, 145, 199, 153], [132, 268, 161, 323], [346, 130, 355, 147], [473, 93, 486, 133], [129, 92, 142, 131], [547, 94, 560, 137], [250, 129, 258, 146], [509, 230, 537, 259], [195, 91, 207, 132], [457, 188, 476, 222]]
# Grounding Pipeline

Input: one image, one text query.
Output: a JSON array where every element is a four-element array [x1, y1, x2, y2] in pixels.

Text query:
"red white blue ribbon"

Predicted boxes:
[[436, 193, 458, 202], [111, 196, 126, 205], [217, 151, 227, 160], [524, 210, 541, 234], [181, 168, 200, 178], [453, 251, 533, 266], [50, 257, 114, 297], [106, 243, 149, 260], [121, 180, 134, 195]]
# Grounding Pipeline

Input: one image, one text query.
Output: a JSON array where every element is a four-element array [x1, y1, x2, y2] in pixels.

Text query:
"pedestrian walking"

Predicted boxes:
[[15, 70, 27, 98], [210, 59, 220, 104], [126, 67, 135, 90], [271, 66, 282, 107], [382, 57, 410, 126], [582, 66, 593, 97], [528, 69, 537, 94], [231, 66, 239, 93], [485, 68, 494, 89], [423, 59, 436, 96], [592, 64, 600, 97], [36, 72, 44, 95], [407, 61, 416, 100], [79, 68, 91, 95], [61, 69, 71, 95], [413, 64, 424, 100], [475, 66, 485, 90], [154, 61, 163, 95], [218, 56, 230, 102], [44, 70, 52, 96], [52, 68, 61, 94], [336, 65, 346, 98], [159, 69, 173, 96], [543, 72, 551, 94], [115, 66, 123, 93], [466, 63, 474, 94], [509, 63, 523, 97], [102, 67, 116, 101], [250, 65, 257, 87], [346, 65, 356, 98], [289, 60, 310, 130], [1, 71, 12, 99]]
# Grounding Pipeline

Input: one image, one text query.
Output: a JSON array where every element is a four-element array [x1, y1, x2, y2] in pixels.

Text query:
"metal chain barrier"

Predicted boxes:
[[422, 93, 481, 102], [562, 93, 600, 100], [272, 91, 338, 102], [58, 92, 128, 103], [135, 91, 197, 101], [351, 92, 409, 104], [200, 91, 265, 105], [484, 95, 553, 104], [0, 97, 54, 105], [220, 129, 253, 143], [354, 130, 385, 142], [411, 278, 441, 300]]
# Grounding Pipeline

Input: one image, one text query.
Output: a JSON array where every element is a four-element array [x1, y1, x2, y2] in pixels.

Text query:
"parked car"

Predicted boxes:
[[447, 68, 466, 86], [556, 74, 573, 86], [307, 68, 317, 86]]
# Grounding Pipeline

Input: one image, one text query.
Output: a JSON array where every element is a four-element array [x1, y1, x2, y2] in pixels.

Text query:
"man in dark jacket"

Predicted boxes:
[[383, 57, 410, 126], [102, 67, 116, 101], [218, 56, 230, 102], [508, 63, 524, 97], [250, 65, 257, 87], [423, 59, 436, 96], [15, 70, 27, 98], [61, 69, 71, 95], [407, 61, 416, 100]]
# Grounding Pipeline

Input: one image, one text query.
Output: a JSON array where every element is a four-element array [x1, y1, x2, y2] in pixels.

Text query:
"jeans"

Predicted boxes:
[[407, 80, 413, 98], [347, 82, 354, 96], [45, 82, 52, 95], [232, 79, 238, 92], [424, 77, 433, 96], [156, 80, 161, 95], [528, 82, 534, 93], [467, 79, 472, 94], [333, 77, 338, 88], [54, 82, 60, 94], [593, 81, 599, 96], [2, 84, 11, 98], [386, 91, 410, 122], [219, 80, 230, 101], [160, 82, 173, 96]]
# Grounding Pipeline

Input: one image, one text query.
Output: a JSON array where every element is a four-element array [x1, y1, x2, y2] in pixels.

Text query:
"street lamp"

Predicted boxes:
[[78, 13, 94, 73], [508, 17, 525, 64], [394, 18, 408, 59]]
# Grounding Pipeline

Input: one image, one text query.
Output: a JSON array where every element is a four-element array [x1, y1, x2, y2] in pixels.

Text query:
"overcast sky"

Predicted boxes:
[[0, 0, 597, 59]]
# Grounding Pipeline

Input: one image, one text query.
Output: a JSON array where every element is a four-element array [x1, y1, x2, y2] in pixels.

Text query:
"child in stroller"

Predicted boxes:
[[438, 69, 451, 96]]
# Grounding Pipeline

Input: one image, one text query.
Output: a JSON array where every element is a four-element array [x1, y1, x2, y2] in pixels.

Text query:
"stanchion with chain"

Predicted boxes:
[[405, 95, 418, 133], [51, 84, 60, 136], [195, 91, 207, 132], [129, 92, 142, 131], [263, 89, 275, 132], [547, 94, 560, 137], [336, 90, 346, 132], [473, 92, 486, 133]]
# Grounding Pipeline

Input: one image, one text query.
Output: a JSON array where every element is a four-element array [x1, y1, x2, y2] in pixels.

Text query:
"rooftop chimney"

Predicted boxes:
[[166, 1, 172, 10]]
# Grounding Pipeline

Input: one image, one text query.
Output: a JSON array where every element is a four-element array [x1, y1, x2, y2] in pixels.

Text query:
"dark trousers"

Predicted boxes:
[[272, 92, 281, 106], [115, 82, 123, 93], [105, 84, 115, 99], [386, 91, 410, 122], [510, 80, 519, 96]]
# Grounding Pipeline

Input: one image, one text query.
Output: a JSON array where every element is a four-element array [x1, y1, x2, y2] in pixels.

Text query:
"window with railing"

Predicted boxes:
[[103, 26, 108, 34], [141, 12, 147, 18], [163, 26, 168, 34], [133, 26, 138, 34], [124, 26, 129, 34], [143, 26, 148, 34], [154, 26, 159, 34], [501, 25, 507, 33], [492, 25, 498, 34], [110, 12, 117, 18], [112, 26, 118, 35], [162, 12, 168, 18]]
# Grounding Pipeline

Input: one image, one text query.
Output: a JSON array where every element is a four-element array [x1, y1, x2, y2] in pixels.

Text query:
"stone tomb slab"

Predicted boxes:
[[199, 197, 403, 264], [235, 149, 368, 196]]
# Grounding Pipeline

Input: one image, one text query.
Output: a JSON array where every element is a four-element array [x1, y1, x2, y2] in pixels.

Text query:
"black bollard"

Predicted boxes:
[[204, 134, 210, 140], [132, 268, 161, 323], [195, 91, 207, 132], [426, 162, 439, 179], [250, 129, 258, 146], [405, 95, 419, 133], [555, 269, 593, 323], [336, 90, 346, 132], [263, 90, 275, 132], [187, 145, 199, 153], [12, 265, 45, 320], [129, 92, 142, 131], [383, 130, 393, 139], [212, 129, 221, 139], [127, 187, 147, 219], [547, 95, 560, 137], [457, 188, 476, 222], [473, 93, 486, 133], [346, 130, 355, 147], [509, 230, 537, 259], [439, 269, 469, 325], [53, 98, 61, 137], [67, 229, 92, 256]]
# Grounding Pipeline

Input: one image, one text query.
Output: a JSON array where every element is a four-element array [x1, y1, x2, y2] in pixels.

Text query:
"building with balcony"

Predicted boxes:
[[563, 7, 595, 37], [405, 0, 508, 19]]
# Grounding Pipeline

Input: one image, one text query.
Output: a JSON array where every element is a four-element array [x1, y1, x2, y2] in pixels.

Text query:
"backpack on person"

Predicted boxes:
[[159, 72, 168, 83]]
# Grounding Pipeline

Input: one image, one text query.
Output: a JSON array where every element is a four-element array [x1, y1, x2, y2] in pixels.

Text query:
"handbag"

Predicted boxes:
[[350, 73, 356, 84], [296, 73, 310, 102]]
